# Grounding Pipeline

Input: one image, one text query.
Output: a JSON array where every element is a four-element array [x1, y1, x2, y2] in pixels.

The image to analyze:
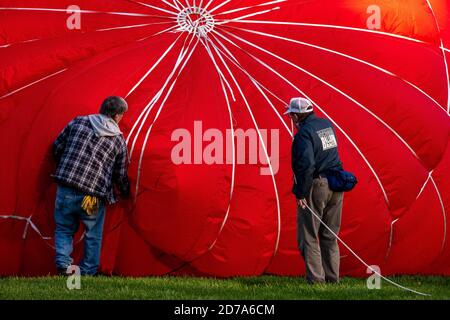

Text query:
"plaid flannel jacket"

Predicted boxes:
[[52, 116, 130, 204]]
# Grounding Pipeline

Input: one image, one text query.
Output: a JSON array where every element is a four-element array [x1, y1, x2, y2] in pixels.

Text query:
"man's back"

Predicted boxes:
[[292, 113, 342, 199], [298, 114, 341, 172], [53, 115, 129, 204]]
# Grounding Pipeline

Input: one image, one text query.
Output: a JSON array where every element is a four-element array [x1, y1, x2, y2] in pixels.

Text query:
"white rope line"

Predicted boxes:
[[135, 37, 200, 199], [215, 7, 281, 26], [133, 32, 199, 199], [173, 0, 187, 11], [0, 7, 173, 18], [208, 0, 232, 14], [210, 31, 289, 108], [226, 20, 425, 44], [170, 0, 182, 10], [0, 214, 87, 251], [128, 29, 197, 149], [206, 75, 236, 252], [251, 77, 292, 136], [416, 171, 432, 200], [0, 215, 51, 240], [95, 21, 174, 32], [303, 203, 430, 296], [414, 171, 447, 250], [208, 39, 289, 122], [146, 31, 197, 112], [210, 32, 300, 137], [0, 68, 67, 100], [196, 34, 274, 253], [175, 0, 191, 16], [161, 0, 181, 11], [125, 23, 186, 150], [1, 23, 179, 101], [128, 90, 162, 155], [209, 33, 282, 257], [213, 30, 390, 204], [22, 217, 31, 239], [206, 76, 236, 251], [209, 33, 287, 253], [183, 0, 192, 10], [426, 0, 450, 114], [0, 38, 39, 49], [385, 218, 399, 259], [0, 20, 177, 50], [227, 26, 447, 114], [221, 29, 421, 161], [199, 37, 235, 101], [213, 0, 287, 16], [134, 29, 175, 44], [208, 32, 292, 137], [197, 0, 206, 12], [210, 32, 240, 64], [125, 33, 182, 99], [134, 22, 182, 43], [127, 33, 190, 158], [125, 33, 185, 142], [200, 0, 209, 11], [203, 0, 215, 11]]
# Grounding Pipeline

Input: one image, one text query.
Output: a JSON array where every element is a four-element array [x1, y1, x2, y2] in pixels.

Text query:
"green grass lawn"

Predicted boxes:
[[1, 276, 449, 300]]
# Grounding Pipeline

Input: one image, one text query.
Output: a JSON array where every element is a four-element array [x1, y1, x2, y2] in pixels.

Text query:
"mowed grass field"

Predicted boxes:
[[0, 276, 449, 300]]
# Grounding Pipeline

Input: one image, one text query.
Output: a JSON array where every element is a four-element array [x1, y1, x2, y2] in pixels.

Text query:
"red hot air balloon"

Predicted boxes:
[[0, 0, 449, 278]]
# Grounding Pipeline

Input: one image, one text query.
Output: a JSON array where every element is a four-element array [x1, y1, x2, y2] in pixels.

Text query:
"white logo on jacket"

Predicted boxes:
[[316, 128, 338, 151]]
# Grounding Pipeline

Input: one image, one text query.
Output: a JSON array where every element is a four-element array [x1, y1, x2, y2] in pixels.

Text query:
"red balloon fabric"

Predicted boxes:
[[0, 0, 449, 277]]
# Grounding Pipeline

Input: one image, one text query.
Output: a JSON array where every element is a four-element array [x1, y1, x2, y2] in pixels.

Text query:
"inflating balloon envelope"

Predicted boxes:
[[0, 0, 449, 277]]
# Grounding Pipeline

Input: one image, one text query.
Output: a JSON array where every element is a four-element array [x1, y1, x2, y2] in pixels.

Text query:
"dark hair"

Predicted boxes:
[[100, 96, 128, 118]]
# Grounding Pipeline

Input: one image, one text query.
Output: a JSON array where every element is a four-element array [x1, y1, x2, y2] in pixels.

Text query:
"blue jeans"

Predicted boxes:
[[54, 184, 106, 276]]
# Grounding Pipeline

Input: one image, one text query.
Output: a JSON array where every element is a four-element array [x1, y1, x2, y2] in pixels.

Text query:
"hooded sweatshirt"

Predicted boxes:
[[53, 115, 129, 204], [88, 114, 123, 137]]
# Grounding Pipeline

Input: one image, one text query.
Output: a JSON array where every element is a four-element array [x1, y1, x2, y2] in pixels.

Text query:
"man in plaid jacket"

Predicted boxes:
[[52, 96, 130, 276]]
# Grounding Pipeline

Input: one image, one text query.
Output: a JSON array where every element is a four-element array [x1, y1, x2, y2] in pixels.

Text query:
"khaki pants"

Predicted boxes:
[[297, 176, 343, 283]]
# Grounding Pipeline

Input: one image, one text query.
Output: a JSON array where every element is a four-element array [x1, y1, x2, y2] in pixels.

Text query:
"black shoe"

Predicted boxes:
[[57, 267, 69, 276], [306, 278, 326, 285], [326, 279, 340, 284]]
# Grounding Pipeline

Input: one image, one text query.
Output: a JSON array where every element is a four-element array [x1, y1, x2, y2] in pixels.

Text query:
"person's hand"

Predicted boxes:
[[297, 198, 307, 209]]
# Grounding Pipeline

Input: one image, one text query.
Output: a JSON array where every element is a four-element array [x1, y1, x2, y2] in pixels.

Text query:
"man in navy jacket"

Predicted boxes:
[[286, 97, 344, 284]]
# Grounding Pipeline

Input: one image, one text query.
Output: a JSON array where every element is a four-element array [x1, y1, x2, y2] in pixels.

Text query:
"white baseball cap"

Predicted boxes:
[[284, 97, 314, 115]]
